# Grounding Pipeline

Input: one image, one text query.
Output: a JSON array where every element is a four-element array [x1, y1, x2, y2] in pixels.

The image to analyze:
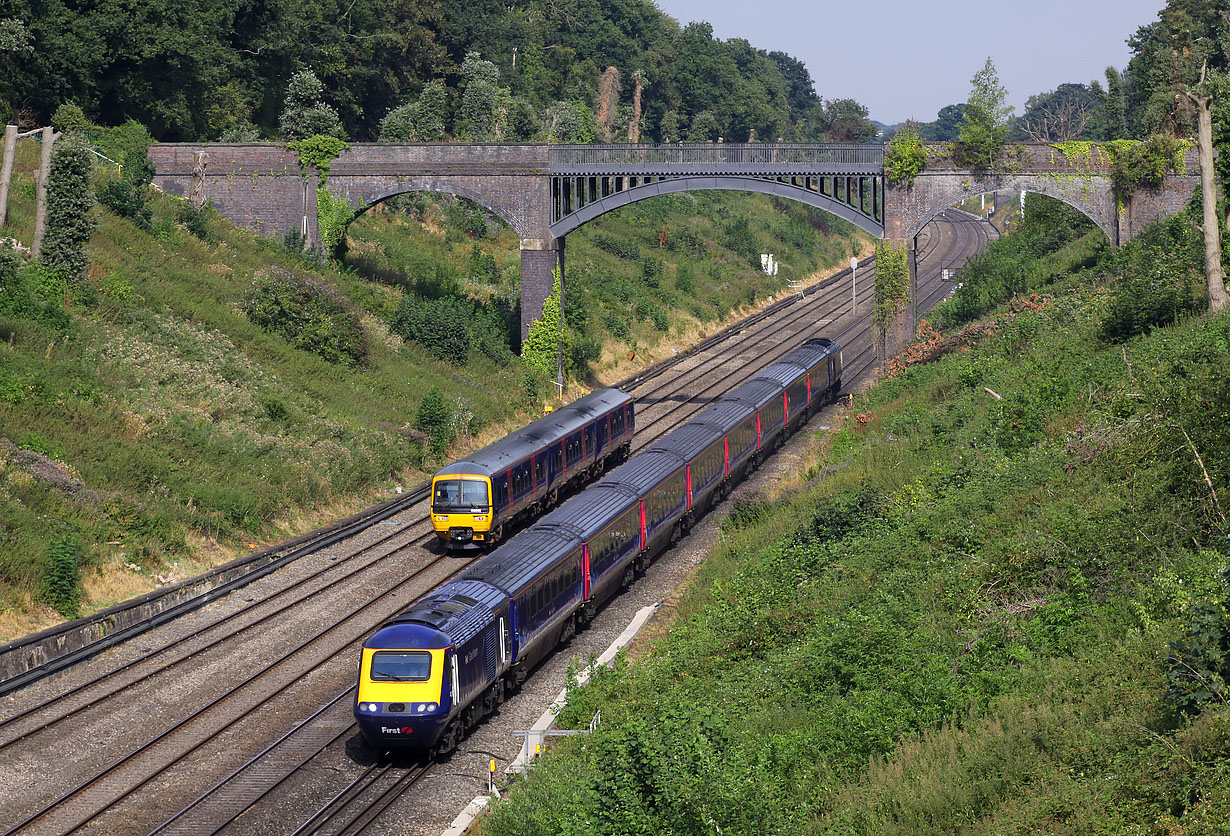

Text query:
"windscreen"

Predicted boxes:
[[370, 650, 432, 681], [433, 479, 489, 512]]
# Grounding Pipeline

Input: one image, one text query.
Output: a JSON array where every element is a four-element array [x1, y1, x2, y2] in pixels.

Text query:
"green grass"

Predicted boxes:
[[477, 205, 1230, 835], [0, 139, 533, 626], [344, 189, 870, 377]]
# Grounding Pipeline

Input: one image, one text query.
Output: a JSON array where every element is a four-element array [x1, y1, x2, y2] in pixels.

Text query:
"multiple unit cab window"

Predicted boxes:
[[527, 557, 580, 621], [691, 440, 725, 495], [590, 507, 641, 577], [730, 416, 757, 461], [433, 479, 490, 512], [370, 650, 431, 681], [644, 471, 686, 535]]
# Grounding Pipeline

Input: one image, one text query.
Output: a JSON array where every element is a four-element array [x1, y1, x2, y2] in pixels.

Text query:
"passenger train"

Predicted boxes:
[[357, 337, 843, 755], [430, 388, 634, 550]]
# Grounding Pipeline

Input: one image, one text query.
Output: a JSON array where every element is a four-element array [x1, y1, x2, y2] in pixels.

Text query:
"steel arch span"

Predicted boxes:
[[547, 175, 885, 238]]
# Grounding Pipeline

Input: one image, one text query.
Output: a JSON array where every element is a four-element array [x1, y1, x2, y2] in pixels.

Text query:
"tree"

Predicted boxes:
[[279, 70, 344, 141], [1184, 63, 1229, 312], [458, 52, 501, 140], [379, 81, 448, 141], [41, 133, 97, 282], [957, 58, 1014, 168], [687, 110, 720, 142], [1016, 83, 1102, 142], [920, 103, 966, 141]]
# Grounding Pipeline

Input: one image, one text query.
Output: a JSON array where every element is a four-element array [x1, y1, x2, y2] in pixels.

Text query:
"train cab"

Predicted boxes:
[[430, 470, 494, 550], [355, 620, 453, 748]]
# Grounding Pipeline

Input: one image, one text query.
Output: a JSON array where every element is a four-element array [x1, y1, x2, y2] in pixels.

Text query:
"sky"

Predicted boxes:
[[651, 0, 1165, 125]]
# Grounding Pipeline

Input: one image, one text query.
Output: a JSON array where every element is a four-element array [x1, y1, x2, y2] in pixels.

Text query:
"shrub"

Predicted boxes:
[[241, 266, 368, 366], [39, 536, 83, 618], [1099, 216, 1203, 342], [1166, 597, 1230, 715], [51, 103, 90, 134], [176, 201, 213, 241], [391, 294, 473, 365], [97, 150, 154, 230], [40, 133, 98, 282], [415, 386, 453, 458]]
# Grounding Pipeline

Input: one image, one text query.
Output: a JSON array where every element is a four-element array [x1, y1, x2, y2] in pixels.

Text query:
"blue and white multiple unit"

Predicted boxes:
[[356, 337, 842, 754]]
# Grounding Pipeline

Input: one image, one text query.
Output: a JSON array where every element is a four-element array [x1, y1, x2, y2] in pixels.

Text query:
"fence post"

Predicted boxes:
[[31, 127, 57, 258], [0, 125, 17, 227]]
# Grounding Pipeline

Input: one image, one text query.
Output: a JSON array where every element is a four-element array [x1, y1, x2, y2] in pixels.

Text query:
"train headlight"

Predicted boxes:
[[435, 515, 448, 523], [474, 516, 486, 522]]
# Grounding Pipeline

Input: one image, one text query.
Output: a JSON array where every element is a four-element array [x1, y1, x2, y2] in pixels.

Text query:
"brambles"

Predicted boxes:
[[241, 266, 368, 366]]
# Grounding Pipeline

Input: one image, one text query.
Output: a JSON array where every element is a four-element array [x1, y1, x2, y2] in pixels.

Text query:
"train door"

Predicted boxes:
[[596, 416, 607, 457]]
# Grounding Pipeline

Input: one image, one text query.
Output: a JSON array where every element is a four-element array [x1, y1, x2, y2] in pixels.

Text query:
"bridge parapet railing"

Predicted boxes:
[[549, 142, 883, 174]]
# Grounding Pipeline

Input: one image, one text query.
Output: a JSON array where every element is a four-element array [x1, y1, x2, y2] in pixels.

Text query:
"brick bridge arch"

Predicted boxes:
[[150, 142, 1198, 349]]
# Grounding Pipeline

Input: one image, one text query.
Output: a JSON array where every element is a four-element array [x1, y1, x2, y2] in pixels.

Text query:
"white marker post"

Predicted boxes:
[[850, 256, 858, 312]]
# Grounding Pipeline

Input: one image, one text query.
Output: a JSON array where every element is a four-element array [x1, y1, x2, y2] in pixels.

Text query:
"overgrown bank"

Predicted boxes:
[[0, 135, 867, 641], [478, 199, 1230, 834], [344, 189, 869, 381]]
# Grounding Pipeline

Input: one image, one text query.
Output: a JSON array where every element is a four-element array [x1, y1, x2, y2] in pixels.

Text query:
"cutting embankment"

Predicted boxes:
[[478, 197, 1230, 835]]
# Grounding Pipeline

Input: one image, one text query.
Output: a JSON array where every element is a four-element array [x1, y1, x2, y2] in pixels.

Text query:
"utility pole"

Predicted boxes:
[[0, 124, 17, 227], [850, 256, 858, 313], [31, 127, 59, 258]]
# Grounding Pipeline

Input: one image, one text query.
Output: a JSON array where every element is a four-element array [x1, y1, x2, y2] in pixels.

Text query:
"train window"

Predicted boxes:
[[535, 458, 545, 486], [370, 651, 431, 681]]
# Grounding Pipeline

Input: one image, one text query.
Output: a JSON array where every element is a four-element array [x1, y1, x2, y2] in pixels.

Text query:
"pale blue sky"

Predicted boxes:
[[652, 0, 1165, 124]]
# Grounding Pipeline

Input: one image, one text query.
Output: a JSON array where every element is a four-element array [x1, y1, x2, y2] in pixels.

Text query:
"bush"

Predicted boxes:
[[97, 151, 154, 230], [415, 386, 453, 458], [39, 536, 83, 618], [40, 133, 98, 282], [241, 266, 368, 366], [1099, 216, 1203, 342], [176, 201, 213, 241], [391, 294, 474, 365]]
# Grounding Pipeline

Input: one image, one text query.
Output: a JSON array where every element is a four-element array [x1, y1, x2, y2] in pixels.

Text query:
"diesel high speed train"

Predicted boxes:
[[361, 337, 842, 755]]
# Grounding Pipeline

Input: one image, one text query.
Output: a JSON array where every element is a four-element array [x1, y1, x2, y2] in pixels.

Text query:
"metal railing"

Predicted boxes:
[[549, 142, 883, 168]]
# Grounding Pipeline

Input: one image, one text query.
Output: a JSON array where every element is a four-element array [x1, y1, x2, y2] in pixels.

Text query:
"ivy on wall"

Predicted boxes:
[[287, 133, 353, 253], [316, 187, 355, 253], [885, 123, 926, 187]]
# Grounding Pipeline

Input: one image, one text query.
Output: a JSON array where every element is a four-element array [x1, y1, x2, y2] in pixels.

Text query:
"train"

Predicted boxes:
[[430, 388, 635, 551], [357, 337, 843, 755]]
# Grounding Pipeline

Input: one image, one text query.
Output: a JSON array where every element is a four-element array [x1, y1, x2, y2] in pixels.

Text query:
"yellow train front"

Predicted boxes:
[[356, 581, 512, 755], [429, 388, 636, 552], [431, 471, 494, 551]]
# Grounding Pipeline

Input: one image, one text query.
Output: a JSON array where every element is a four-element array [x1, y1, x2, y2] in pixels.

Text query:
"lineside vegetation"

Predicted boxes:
[[478, 194, 1230, 835]]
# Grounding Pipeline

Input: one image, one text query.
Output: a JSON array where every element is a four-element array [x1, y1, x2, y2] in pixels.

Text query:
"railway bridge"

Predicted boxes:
[[149, 142, 1198, 348]]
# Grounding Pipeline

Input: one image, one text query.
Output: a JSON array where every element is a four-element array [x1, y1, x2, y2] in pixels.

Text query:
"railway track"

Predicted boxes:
[[0, 211, 992, 836]]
